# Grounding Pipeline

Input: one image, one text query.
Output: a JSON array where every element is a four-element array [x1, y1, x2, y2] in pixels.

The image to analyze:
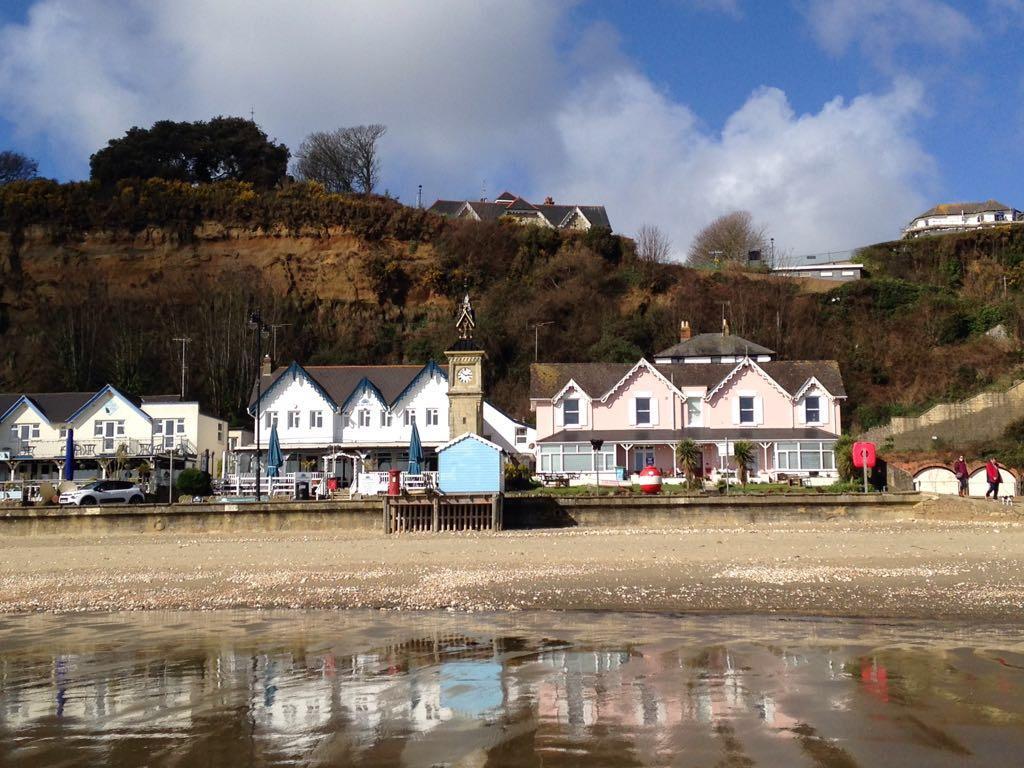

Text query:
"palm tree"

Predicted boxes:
[[732, 441, 756, 485], [675, 440, 703, 487]]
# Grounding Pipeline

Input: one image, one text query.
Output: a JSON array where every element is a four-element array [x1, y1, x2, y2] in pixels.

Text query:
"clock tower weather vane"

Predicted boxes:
[[444, 293, 486, 436]]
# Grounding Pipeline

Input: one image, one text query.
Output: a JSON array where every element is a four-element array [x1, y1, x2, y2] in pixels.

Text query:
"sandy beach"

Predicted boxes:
[[2, 516, 1023, 619]]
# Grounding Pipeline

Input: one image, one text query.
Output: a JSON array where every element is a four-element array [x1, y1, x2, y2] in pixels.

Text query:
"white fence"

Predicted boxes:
[[355, 471, 438, 496], [215, 472, 325, 498]]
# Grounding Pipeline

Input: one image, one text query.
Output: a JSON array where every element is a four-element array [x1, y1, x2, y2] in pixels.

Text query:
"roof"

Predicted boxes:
[[537, 427, 838, 444], [773, 262, 864, 273], [428, 197, 611, 229], [249, 364, 439, 410], [530, 360, 846, 400], [915, 200, 1017, 218], [654, 333, 775, 360], [140, 394, 182, 403], [0, 391, 96, 423], [437, 432, 504, 453]]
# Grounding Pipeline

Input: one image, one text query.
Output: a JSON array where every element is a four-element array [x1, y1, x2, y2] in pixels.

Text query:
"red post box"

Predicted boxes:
[[387, 469, 402, 496]]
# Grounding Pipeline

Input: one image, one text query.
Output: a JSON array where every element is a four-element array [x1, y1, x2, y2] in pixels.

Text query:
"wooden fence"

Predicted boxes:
[[383, 493, 502, 533]]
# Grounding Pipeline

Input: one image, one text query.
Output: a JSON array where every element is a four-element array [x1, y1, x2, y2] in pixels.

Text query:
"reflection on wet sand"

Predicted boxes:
[[0, 611, 1022, 766]]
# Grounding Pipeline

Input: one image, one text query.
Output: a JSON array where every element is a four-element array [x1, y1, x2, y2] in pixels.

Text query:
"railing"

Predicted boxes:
[[0, 437, 197, 460], [355, 471, 438, 496], [215, 472, 326, 498]]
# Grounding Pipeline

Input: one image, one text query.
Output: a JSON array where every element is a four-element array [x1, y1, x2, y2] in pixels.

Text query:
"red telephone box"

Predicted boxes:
[[852, 442, 876, 469]]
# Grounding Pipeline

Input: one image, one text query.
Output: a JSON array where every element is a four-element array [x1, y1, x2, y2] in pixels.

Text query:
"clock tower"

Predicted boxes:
[[445, 294, 486, 436]]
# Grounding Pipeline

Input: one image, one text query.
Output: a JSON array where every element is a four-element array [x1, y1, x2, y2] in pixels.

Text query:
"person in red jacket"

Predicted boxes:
[[953, 455, 969, 497], [985, 458, 1001, 499]]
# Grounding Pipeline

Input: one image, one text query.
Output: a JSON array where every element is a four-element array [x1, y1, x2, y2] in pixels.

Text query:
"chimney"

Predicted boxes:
[[544, 196, 554, 205], [679, 320, 692, 342], [261, 353, 272, 377], [722, 317, 730, 336]]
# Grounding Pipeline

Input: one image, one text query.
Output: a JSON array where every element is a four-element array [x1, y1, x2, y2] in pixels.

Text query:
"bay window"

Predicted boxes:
[[538, 443, 615, 473], [776, 441, 835, 472]]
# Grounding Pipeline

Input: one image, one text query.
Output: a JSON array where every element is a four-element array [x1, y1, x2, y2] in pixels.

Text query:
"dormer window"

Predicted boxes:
[[739, 396, 755, 424], [635, 397, 651, 426], [358, 409, 371, 428], [563, 399, 580, 426], [805, 396, 821, 423]]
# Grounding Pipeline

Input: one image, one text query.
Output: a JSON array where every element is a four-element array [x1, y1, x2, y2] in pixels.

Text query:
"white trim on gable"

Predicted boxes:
[[705, 358, 790, 402], [792, 376, 838, 402], [551, 378, 590, 405], [437, 432, 504, 453], [600, 359, 683, 403], [0, 397, 51, 428]]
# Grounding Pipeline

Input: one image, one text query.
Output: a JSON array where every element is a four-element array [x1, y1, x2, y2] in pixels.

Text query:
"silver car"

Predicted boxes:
[[59, 480, 145, 506]]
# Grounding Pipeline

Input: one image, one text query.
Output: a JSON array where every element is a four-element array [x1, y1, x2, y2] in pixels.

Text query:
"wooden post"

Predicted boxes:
[[491, 494, 500, 531], [431, 495, 440, 532], [382, 496, 390, 534]]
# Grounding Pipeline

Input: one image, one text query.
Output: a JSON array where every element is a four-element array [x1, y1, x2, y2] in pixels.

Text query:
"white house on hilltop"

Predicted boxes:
[[903, 200, 1022, 238]]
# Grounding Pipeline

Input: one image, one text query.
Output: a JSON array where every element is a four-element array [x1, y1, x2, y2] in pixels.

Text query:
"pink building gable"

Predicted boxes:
[[705, 365, 795, 430], [598, 365, 680, 431]]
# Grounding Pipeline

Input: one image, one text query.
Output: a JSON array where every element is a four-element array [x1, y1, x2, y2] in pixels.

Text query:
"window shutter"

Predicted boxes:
[[754, 396, 763, 425], [818, 398, 829, 425], [731, 397, 740, 425], [628, 398, 637, 426], [796, 400, 806, 425], [650, 398, 660, 426], [579, 400, 588, 426], [554, 402, 564, 428]]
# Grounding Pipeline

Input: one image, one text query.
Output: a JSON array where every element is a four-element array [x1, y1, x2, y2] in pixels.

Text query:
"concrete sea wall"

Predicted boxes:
[[0, 492, 929, 536]]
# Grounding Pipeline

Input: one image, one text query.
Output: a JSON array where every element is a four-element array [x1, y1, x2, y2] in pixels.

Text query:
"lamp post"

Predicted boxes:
[[249, 310, 269, 501], [590, 438, 604, 494]]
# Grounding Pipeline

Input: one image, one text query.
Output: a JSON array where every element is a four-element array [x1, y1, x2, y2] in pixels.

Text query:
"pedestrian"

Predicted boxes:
[[984, 457, 1001, 500], [953, 455, 969, 497]]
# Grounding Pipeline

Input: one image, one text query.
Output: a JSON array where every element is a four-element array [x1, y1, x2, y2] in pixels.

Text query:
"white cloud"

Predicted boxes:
[[0, 0, 936, 255], [538, 72, 934, 256], [802, 0, 978, 64]]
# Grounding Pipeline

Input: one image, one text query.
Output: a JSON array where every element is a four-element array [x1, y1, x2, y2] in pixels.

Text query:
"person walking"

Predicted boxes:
[[985, 457, 1001, 500], [953, 455, 969, 497]]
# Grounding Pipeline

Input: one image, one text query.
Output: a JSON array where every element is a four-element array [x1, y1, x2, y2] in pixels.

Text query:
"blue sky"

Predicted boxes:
[[1, 0, 1021, 258]]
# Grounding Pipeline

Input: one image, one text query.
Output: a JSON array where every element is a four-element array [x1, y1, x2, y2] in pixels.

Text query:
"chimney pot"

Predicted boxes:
[[261, 354, 272, 377], [544, 196, 554, 205], [679, 320, 692, 342]]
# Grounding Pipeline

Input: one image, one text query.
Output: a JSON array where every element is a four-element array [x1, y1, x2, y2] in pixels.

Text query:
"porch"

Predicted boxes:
[[0, 436, 199, 484]]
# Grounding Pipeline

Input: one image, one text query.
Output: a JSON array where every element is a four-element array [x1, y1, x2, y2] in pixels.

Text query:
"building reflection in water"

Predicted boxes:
[[0, 623, 1022, 767]]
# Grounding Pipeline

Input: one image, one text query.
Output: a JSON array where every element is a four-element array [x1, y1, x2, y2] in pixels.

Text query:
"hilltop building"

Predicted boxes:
[[653, 320, 775, 365], [903, 200, 1022, 238], [429, 191, 611, 231]]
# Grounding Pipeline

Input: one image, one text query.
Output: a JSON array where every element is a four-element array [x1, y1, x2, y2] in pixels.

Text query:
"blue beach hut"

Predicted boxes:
[[437, 433, 505, 494]]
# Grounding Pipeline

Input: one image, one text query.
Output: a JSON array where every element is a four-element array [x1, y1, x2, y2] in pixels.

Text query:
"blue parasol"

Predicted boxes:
[[266, 423, 283, 478], [408, 421, 423, 475], [62, 428, 75, 481]]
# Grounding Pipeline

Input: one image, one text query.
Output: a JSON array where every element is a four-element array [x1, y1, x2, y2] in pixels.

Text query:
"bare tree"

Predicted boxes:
[[635, 224, 672, 263], [340, 124, 386, 194], [292, 130, 355, 193], [0, 150, 38, 185], [687, 210, 768, 268]]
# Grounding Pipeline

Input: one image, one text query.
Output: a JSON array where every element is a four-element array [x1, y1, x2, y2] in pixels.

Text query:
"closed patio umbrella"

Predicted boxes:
[[62, 429, 75, 481], [266, 423, 283, 478], [408, 422, 423, 475]]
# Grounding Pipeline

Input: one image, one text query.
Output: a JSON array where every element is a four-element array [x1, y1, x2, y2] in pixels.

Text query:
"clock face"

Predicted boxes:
[[457, 367, 473, 383]]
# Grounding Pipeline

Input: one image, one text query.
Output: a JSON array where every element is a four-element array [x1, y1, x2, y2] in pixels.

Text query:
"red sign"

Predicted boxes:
[[852, 441, 876, 469]]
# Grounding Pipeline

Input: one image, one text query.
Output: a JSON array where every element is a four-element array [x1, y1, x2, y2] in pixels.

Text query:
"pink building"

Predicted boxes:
[[530, 329, 845, 482]]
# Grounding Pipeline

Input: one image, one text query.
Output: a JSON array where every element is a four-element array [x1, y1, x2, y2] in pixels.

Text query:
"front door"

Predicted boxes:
[[633, 445, 656, 472], [103, 422, 116, 452]]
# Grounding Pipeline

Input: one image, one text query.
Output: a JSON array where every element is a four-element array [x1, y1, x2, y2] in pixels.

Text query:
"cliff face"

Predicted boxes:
[[2, 212, 1023, 434]]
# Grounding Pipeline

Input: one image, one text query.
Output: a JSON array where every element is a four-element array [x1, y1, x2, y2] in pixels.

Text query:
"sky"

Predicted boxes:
[[0, 0, 1022, 260]]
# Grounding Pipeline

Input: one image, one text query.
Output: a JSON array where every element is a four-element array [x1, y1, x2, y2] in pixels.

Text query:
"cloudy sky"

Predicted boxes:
[[1, 0, 1022, 258]]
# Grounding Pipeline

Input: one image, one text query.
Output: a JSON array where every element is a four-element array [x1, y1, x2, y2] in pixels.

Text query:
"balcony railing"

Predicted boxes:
[[0, 437, 197, 461]]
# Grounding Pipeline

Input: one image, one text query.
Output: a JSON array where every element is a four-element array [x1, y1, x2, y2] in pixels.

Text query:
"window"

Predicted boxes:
[[739, 396, 755, 424], [217, 423, 225, 442], [380, 411, 393, 428], [686, 397, 703, 427], [176, 418, 184, 434], [59, 427, 68, 438], [12, 423, 39, 441], [287, 410, 301, 429], [563, 398, 580, 426], [358, 409, 371, 428], [776, 441, 835, 472], [805, 396, 821, 423], [425, 408, 439, 426], [996, 212, 1006, 222], [264, 411, 278, 429], [515, 426, 528, 445], [310, 411, 323, 429], [404, 409, 416, 426], [539, 443, 614, 473], [635, 397, 651, 426]]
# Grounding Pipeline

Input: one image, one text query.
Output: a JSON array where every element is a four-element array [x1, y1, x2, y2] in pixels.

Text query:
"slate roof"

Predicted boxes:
[[428, 196, 612, 230], [249, 364, 436, 410], [529, 360, 846, 400], [655, 333, 774, 360], [0, 392, 96, 423], [916, 200, 1017, 218]]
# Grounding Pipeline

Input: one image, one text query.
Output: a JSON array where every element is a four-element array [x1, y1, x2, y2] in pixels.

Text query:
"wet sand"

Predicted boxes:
[[2, 517, 1023, 619]]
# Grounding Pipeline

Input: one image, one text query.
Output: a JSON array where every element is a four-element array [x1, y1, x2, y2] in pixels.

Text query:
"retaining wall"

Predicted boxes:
[[0, 492, 926, 536]]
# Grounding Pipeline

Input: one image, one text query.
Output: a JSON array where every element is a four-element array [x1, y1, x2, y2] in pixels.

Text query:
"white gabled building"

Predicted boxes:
[[0, 385, 227, 483], [242, 359, 535, 484]]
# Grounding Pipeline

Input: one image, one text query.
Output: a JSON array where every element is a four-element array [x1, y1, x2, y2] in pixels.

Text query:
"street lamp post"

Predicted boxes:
[[590, 438, 604, 495], [249, 311, 269, 502]]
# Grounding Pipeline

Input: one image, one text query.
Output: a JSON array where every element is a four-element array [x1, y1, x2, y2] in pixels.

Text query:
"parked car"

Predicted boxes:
[[59, 480, 145, 506]]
